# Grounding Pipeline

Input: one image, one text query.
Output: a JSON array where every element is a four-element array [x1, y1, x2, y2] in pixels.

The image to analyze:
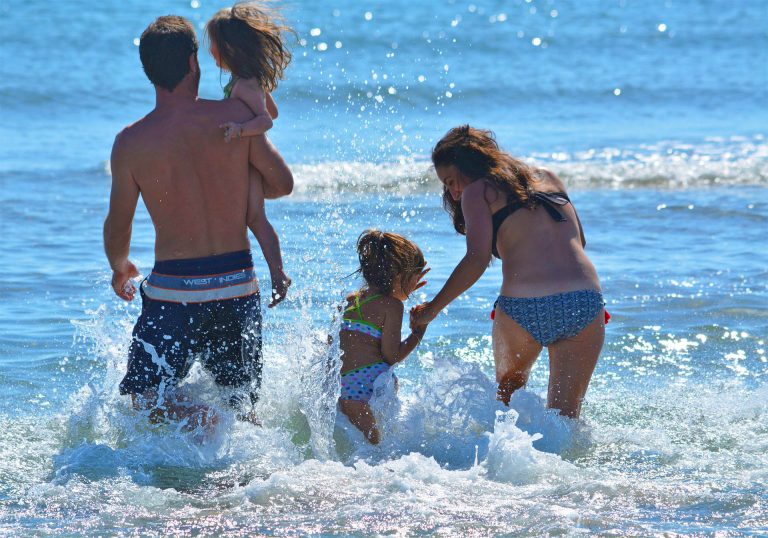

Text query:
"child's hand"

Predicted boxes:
[[413, 267, 430, 293], [268, 272, 292, 308], [411, 322, 428, 339], [410, 301, 436, 328], [220, 121, 243, 143]]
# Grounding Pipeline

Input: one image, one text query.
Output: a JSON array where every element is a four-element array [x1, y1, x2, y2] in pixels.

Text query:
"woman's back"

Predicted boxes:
[[491, 169, 600, 297]]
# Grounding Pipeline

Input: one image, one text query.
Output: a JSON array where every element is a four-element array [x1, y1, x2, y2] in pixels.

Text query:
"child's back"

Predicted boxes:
[[337, 231, 430, 444]]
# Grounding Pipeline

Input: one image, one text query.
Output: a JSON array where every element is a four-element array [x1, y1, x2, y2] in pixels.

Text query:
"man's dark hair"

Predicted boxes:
[[139, 16, 199, 91]]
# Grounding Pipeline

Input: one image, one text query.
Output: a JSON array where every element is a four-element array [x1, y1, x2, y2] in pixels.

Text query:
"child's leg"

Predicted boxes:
[[339, 400, 380, 444], [247, 166, 291, 307]]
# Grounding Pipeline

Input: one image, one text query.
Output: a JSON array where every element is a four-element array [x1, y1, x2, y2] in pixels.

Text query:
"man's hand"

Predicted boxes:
[[268, 272, 292, 308], [111, 259, 139, 301]]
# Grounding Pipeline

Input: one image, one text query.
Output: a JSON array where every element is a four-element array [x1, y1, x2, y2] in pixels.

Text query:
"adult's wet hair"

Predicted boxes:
[[206, 2, 294, 92], [139, 16, 199, 92], [431, 125, 537, 234], [355, 230, 425, 296]]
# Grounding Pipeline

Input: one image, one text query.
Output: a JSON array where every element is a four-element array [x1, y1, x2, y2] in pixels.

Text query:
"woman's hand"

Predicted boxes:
[[410, 301, 437, 328]]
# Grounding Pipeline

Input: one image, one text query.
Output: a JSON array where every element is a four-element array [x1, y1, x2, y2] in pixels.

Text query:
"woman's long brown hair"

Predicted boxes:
[[206, 2, 294, 92], [431, 125, 537, 234]]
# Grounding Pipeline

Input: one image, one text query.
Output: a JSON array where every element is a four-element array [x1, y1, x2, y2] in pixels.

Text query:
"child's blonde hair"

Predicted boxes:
[[356, 230, 425, 296], [205, 2, 293, 92]]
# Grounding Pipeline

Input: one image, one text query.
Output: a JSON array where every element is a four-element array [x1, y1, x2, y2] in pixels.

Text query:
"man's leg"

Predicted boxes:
[[203, 292, 263, 419], [119, 288, 212, 428]]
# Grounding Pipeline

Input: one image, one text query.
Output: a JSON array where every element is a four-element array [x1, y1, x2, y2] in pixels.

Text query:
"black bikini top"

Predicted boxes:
[[491, 191, 571, 258]]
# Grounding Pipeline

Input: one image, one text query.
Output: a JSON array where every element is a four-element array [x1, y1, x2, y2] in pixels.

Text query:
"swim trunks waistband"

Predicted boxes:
[[143, 250, 258, 303]]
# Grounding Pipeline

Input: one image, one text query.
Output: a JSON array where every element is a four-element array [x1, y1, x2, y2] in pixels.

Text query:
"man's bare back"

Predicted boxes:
[[111, 97, 290, 262]]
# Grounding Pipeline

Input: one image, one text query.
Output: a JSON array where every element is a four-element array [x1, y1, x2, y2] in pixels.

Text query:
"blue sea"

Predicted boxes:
[[1, 0, 767, 535]]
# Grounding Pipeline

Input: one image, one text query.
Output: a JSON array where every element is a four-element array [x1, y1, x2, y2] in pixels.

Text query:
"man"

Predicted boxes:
[[104, 16, 293, 426]]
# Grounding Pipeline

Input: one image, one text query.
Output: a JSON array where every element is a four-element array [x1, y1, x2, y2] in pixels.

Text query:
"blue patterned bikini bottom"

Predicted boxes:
[[495, 289, 604, 347]]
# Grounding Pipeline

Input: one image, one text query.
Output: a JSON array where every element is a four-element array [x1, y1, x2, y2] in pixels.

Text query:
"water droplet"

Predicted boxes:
[[133, 38, 140, 46], [550, 9, 558, 18], [317, 42, 328, 51], [532, 37, 542, 46], [658, 23, 667, 32], [613, 88, 622, 96], [335, 41, 343, 49], [190, 0, 200, 8], [417, 75, 426, 82], [388, 87, 397, 95], [364, 11, 373, 21], [310, 28, 321, 37]]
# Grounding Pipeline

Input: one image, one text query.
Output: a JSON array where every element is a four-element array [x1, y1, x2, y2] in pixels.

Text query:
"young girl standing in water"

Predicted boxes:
[[206, 3, 293, 305], [339, 231, 430, 444]]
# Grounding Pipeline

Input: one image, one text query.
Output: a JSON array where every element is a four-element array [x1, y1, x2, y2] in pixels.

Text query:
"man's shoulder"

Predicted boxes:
[[196, 97, 250, 117], [113, 113, 154, 151]]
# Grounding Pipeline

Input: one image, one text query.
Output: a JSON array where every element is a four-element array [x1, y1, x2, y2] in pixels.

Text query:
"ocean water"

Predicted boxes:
[[1, 0, 767, 536]]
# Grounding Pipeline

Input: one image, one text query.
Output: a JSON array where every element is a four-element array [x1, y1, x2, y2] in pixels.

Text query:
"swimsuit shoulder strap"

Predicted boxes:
[[343, 293, 382, 321], [532, 191, 570, 222], [356, 293, 382, 308]]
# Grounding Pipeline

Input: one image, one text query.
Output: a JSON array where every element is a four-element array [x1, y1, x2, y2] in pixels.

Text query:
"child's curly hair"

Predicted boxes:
[[355, 230, 425, 296], [205, 2, 294, 92]]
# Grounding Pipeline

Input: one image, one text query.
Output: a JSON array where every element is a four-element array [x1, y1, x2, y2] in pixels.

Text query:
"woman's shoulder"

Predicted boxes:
[[534, 167, 568, 193]]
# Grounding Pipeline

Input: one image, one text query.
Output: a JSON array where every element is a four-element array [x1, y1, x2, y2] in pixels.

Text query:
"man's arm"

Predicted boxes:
[[104, 132, 140, 300], [248, 135, 293, 199]]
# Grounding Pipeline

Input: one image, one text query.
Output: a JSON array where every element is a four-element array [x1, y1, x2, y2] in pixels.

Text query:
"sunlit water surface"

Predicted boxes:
[[1, 0, 767, 535]]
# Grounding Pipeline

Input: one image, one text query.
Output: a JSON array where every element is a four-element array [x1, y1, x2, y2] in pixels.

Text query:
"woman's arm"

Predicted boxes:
[[412, 181, 493, 324]]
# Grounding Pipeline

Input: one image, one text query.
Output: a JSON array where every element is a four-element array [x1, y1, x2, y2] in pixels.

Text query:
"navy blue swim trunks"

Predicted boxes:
[[119, 250, 262, 409]]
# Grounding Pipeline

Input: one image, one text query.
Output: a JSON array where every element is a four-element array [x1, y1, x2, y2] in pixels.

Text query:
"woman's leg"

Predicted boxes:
[[493, 306, 543, 405], [546, 310, 604, 418], [339, 400, 380, 444]]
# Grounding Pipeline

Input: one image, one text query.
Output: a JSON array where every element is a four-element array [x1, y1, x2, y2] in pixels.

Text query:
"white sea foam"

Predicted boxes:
[[288, 136, 768, 197]]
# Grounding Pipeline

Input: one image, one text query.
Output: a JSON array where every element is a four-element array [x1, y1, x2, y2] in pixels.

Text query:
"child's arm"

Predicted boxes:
[[246, 170, 291, 307], [266, 92, 279, 119], [221, 79, 276, 142], [380, 301, 427, 366]]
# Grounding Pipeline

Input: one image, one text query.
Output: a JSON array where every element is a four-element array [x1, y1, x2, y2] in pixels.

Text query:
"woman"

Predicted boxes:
[[410, 126, 605, 418]]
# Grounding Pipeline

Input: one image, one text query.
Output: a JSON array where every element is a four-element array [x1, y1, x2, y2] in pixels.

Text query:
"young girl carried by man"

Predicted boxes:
[[206, 2, 293, 305]]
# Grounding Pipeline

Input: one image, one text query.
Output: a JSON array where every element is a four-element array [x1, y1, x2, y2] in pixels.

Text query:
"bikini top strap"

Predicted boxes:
[[356, 293, 382, 309], [345, 293, 382, 321], [533, 191, 570, 222]]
